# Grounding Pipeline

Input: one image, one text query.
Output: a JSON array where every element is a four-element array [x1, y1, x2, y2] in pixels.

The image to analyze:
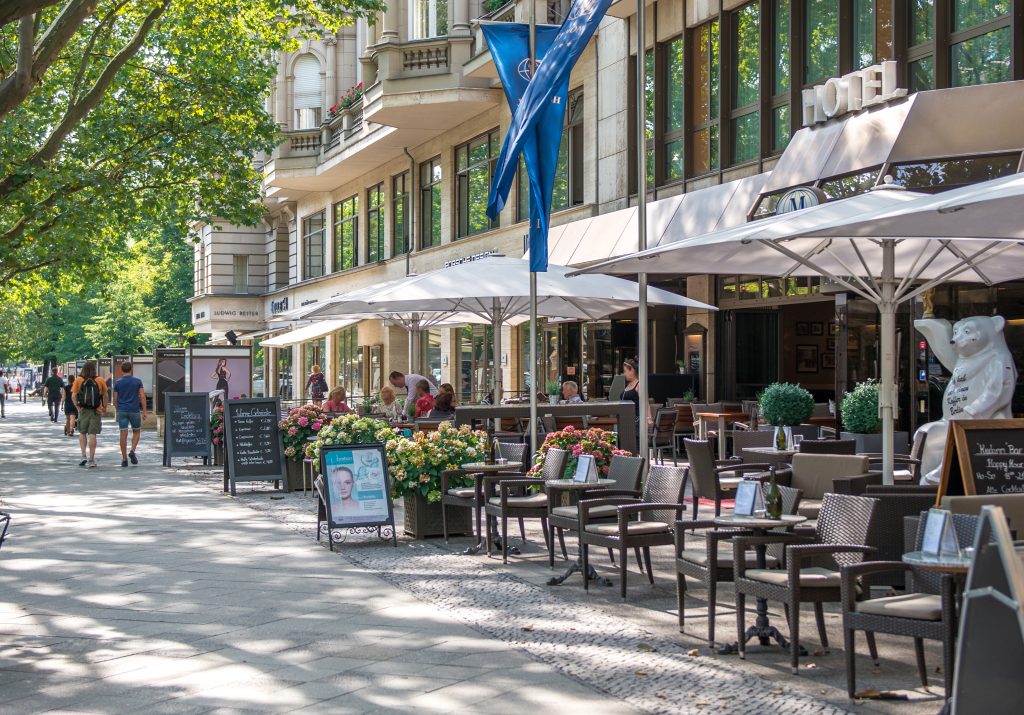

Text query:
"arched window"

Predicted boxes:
[[293, 54, 322, 129]]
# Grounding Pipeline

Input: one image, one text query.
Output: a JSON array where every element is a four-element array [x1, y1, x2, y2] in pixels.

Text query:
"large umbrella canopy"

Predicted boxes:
[[577, 174, 1024, 483], [304, 255, 714, 404]]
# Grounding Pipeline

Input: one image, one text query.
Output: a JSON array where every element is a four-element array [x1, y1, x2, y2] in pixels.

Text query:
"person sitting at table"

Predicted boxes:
[[428, 391, 456, 420], [560, 380, 583, 404], [413, 380, 435, 418], [378, 385, 404, 422], [438, 382, 457, 406], [322, 386, 352, 414]]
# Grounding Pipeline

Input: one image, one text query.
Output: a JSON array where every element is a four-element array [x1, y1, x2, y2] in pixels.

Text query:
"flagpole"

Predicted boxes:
[[528, 0, 539, 456], [636, 0, 649, 459]]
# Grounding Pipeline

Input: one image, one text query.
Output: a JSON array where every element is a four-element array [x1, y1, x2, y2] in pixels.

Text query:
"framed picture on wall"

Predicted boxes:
[[796, 345, 819, 373], [829, 323, 839, 336], [821, 352, 836, 369], [827, 336, 837, 351], [796, 322, 810, 336], [810, 322, 824, 336]]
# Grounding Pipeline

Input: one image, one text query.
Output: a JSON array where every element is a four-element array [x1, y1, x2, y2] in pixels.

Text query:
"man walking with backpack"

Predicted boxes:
[[112, 362, 146, 468], [43, 368, 64, 423], [71, 361, 107, 468]]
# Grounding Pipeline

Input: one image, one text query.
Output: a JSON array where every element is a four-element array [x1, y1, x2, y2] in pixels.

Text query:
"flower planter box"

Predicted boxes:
[[213, 444, 224, 467], [403, 493, 471, 539], [841, 431, 909, 456], [285, 458, 306, 492]]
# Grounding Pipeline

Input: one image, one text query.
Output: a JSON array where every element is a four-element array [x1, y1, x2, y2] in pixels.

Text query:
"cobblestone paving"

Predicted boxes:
[[191, 472, 940, 715]]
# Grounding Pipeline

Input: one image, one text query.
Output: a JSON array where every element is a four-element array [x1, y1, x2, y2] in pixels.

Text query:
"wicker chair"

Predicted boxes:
[[675, 484, 802, 649], [0, 511, 9, 552], [860, 485, 939, 589], [683, 439, 778, 520], [840, 512, 978, 698], [730, 430, 775, 460], [495, 441, 527, 466], [484, 448, 569, 563], [440, 468, 477, 543], [673, 404, 697, 458], [732, 492, 879, 673], [650, 408, 678, 464], [547, 454, 646, 566], [578, 464, 689, 599], [798, 439, 857, 455]]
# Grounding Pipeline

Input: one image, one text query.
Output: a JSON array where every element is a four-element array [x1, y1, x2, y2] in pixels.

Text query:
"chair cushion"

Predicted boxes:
[[790, 454, 870, 499], [679, 548, 778, 568], [855, 593, 942, 621], [488, 494, 548, 508], [798, 499, 822, 520], [447, 488, 476, 499], [551, 504, 618, 519], [745, 566, 840, 588], [584, 521, 671, 536], [718, 476, 745, 490]]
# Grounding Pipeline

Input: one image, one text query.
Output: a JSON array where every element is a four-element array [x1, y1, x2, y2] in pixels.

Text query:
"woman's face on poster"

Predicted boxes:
[[333, 467, 354, 499]]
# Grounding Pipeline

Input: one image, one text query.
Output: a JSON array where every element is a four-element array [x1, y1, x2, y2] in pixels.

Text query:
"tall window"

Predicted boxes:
[[690, 20, 720, 175], [367, 183, 384, 263], [772, 0, 791, 151], [335, 327, 363, 401], [293, 54, 322, 129], [456, 129, 499, 238], [302, 211, 325, 280], [411, 0, 448, 39], [333, 196, 358, 271], [519, 89, 585, 219], [664, 38, 684, 182], [731, 3, 760, 165], [232, 255, 249, 293], [392, 172, 409, 256], [951, 0, 1011, 87], [909, 0, 936, 90], [804, 0, 838, 84], [276, 347, 293, 400], [419, 158, 442, 248]]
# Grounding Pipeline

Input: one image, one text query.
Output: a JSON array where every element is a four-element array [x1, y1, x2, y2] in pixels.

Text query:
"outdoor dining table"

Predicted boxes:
[[460, 461, 524, 555], [696, 411, 750, 460], [713, 513, 807, 655], [542, 478, 618, 585], [741, 446, 797, 469]]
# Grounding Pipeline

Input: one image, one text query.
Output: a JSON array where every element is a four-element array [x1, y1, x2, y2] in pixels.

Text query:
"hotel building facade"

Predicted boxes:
[[190, 0, 1024, 432]]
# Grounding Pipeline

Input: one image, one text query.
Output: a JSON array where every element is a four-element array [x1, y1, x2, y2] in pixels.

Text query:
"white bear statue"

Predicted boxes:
[[914, 316, 1017, 485]]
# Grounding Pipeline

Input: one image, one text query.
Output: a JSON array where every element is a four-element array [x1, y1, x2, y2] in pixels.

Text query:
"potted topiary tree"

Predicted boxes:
[[758, 382, 814, 450], [840, 380, 909, 454]]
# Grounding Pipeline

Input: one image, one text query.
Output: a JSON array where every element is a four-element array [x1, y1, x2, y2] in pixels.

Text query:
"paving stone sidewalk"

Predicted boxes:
[[0, 401, 947, 713]]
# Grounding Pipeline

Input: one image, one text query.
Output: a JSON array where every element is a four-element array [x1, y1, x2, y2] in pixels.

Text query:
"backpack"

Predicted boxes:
[[77, 378, 102, 409]]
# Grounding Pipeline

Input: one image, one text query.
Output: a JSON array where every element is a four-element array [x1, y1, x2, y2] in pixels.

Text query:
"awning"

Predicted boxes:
[[235, 328, 279, 341], [261, 319, 359, 348], [543, 172, 768, 266]]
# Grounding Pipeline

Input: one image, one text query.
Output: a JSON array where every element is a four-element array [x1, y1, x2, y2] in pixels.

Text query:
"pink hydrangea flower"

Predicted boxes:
[[297, 416, 309, 427], [312, 421, 322, 431], [288, 426, 298, 436]]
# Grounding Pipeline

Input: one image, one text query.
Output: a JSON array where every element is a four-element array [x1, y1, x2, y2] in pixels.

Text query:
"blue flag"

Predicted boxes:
[[481, 22, 565, 274], [486, 0, 613, 272]]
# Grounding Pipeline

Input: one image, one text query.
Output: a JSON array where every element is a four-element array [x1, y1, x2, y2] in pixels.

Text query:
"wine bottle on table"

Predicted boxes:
[[764, 467, 782, 520]]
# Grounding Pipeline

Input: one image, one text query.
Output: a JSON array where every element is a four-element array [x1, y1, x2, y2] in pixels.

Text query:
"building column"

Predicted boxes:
[[274, 58, 288, 127], [381, 0, 399, 41], [323, 34, 338, 109], [451, 0, 470, 37], [357, 16, 378, 85]]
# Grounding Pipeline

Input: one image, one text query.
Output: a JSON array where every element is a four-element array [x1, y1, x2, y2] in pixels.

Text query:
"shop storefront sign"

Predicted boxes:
[[444, 250, 495, 268], [802, 60, 906, 126], [270, 297, 289, 314]]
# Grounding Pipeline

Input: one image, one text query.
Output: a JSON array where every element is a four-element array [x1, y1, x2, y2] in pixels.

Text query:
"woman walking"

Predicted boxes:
[[305, 364, 328, 407], [63, 377, 78, 435]]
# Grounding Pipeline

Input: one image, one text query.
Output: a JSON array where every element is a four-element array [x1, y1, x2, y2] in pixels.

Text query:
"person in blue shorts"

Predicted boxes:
[[112, 362, 147, 468]]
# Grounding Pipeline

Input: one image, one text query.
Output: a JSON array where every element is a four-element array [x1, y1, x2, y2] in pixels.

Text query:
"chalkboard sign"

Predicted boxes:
[[315, 443, 397, 549], [223, 397, 286, 495], [938, 419, 1024, 501], [162, 392, 211, 466]]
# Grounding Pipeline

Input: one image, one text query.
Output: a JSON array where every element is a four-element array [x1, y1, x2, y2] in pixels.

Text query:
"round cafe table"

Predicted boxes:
[[713, 513, 807, 655], [460, 462, 524, 555], [543, 478, 618, 586]]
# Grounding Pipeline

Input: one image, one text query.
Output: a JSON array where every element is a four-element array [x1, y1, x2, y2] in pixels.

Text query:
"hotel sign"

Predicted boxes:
[[802, 60, 906, 127]]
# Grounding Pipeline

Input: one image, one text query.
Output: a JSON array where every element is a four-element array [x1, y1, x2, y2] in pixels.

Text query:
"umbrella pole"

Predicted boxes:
[[879, 240, 896, 486], [492, 297, 503, 403], [635, 0, 649, 459], [529, 272, 539, 455]]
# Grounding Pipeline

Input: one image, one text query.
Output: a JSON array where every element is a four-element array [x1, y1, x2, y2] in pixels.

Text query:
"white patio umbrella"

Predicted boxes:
[[577, 173, 1024, 483], [307, 255, 716, 449]]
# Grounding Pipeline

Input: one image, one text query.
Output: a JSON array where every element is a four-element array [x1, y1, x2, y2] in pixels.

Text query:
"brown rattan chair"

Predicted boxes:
[[840, 511, 978, 698], [683, 438, 778, 519], [578, 464, 689, 599], [858, 485, 938, 589], [798, 439, 857, 455], [650, 408, 678, 464], [672, 404, 696, 458], [675, 484, 802, 649], [547, 454, 646, 565], [484, 448, 568, 563], [732, 492, 879, 673]]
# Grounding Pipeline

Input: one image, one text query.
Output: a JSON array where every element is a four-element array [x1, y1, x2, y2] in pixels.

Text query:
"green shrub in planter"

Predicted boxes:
[[840, 380, 881, 434], [758, 382, 814, 426]]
